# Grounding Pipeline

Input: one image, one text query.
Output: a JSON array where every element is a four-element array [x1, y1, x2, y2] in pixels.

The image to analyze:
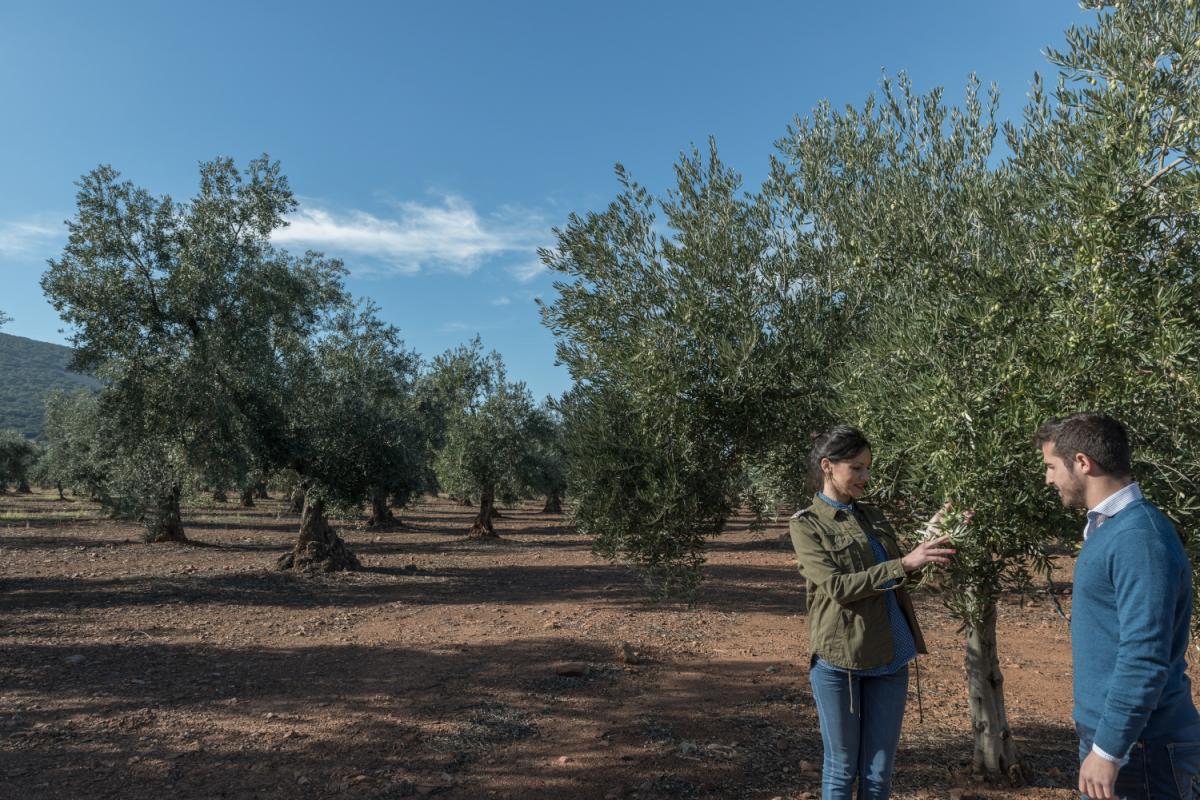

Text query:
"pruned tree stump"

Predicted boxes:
[[468, 520, 500, 539], [276, 538, 360, 573], [278, 493, 360, 573]]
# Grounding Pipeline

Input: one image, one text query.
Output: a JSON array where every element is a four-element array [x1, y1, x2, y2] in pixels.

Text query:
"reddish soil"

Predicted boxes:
[[1, 490, 1193, 799]]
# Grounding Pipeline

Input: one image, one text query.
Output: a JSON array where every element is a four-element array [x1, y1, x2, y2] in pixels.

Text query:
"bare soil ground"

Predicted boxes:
[[1, 490, 1192, 799]]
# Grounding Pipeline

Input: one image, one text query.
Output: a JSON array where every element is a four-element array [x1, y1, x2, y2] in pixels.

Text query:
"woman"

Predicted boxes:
[[789, 425, 955, 799]]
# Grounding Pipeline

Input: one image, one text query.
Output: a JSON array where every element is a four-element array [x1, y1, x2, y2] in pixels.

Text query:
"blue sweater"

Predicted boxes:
[[1072, 498, 1200, 756]]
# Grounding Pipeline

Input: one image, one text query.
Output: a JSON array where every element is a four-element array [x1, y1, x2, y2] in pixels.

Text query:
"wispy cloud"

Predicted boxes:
[[509, 259, 548, 283], [492, 296, 512, 306], [0, 216, 62, 258], [273, 195, 549, 277]]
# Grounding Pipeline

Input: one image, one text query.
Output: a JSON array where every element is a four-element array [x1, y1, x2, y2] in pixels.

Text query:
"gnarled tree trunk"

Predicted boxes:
[[255, 481, 269, 500], [290, 488, 305, 513], [145, 483, 187, 543], [239, 486, 255, 507], [212, 489, 228, 502], [541, 492, 563, 514], [277, 491, 360, 573], [468, 483, 498, 538], [17, 480, 32, 494], [367, 489, 398, 528], [965, 603, 1024, 784]]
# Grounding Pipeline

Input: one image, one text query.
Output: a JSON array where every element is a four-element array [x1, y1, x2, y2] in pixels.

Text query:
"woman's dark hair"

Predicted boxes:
[[808, 425, 871, 490]]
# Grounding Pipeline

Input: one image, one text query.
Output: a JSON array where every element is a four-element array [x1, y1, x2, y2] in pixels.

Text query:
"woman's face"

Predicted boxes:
[[821, 448, 871, 501]]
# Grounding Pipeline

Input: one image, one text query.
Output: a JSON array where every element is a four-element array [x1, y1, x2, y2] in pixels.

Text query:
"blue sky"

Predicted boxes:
[[1, 1, 1084, 401]]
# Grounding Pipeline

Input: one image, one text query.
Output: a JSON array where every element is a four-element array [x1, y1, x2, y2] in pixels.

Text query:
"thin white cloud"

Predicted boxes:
[[439, 321, 470, 333], [492, 296, 512, 306], [509, 259, 548, 283], [0, 216, 62, 258], [273, 195, 548, 277]]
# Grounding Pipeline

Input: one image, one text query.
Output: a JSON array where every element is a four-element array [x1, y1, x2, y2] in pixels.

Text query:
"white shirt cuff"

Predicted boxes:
[[1091, 742, 1129, 766]]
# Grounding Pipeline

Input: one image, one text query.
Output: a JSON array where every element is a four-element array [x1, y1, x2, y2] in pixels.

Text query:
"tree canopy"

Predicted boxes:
[[540, 0, 1200, 780]]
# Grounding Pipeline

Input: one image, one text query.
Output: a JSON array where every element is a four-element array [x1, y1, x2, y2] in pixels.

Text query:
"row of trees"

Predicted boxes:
[[9, 0, 1195, 781], [540, 0, 1200, 781], [9, 162, 566, 570]]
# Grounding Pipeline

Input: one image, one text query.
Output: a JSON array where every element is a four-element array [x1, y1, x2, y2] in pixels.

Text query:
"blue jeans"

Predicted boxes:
[[809, 658, 909, 800], [1076, 722, 1200, 799]]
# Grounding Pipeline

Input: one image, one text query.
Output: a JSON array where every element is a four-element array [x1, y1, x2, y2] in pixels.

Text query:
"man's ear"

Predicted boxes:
[[1073, 451, 1098, 476]]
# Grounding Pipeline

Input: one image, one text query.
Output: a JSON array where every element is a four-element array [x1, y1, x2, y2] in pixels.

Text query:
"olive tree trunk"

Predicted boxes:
[[239, 486, 255, 507], [468, 483, 498, 538], [254, 481, 269, 500], [277, 490, 360, 572], [541, 492, 563, 514], [965, 603, 1024, 784], [367, 489, 398, 528], [290, 488, 305, 513], [145, 483, 187, 543]]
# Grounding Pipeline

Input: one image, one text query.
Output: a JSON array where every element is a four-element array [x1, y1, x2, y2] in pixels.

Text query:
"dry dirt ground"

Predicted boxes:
[[2, 490, 1196, 800]]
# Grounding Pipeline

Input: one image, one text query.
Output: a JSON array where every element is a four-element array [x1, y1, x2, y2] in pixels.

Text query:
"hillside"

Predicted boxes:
[[0, 332, 100, 439]]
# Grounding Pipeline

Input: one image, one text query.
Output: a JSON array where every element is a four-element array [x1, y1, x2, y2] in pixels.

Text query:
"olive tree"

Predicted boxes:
[[432, 348, 545, 538], [38, 390, 110, 502], [1011, 0, 1200, 592], [528, 398, 568, 514], [0, 430, 37, 493], [541, 142, 831, 595], [42, 156, 347, 541], [541, 0, 1199, 782], [771, 72, 1066, 780], [274, 305, 424, 571]]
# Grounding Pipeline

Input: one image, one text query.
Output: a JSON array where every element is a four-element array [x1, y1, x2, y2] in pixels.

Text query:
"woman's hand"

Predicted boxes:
[[919, 500, 974, 541], [901, 534, 956, 573]]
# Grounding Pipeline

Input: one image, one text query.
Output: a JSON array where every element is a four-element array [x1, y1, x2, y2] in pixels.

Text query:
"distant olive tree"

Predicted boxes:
[[528, 398, 568, 514], [42, 155, 347, 542], [0, 430, 37, 493], [432, 348, 545, 538], [38, 390, 110, 503], [272, 305, 425, 571]]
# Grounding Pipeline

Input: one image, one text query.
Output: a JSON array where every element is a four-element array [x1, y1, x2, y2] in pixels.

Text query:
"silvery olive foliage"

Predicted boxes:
[[430, 343, 548, 534], [542, 1, 1200, 779]]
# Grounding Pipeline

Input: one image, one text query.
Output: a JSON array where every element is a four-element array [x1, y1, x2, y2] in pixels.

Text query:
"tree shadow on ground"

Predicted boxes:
[[0, 560, 804, 615], [0, 635, 1078, 800]]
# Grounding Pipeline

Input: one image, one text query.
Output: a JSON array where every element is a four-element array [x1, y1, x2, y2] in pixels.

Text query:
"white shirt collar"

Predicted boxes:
[[1083, 482, 1142, 540]]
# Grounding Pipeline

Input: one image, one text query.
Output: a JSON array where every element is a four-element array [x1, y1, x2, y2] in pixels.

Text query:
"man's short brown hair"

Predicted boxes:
[[1034, 412, 1132, 477]]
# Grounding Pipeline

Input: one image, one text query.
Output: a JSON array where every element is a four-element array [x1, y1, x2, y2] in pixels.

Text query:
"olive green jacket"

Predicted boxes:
[[789, 495, 927, 670]]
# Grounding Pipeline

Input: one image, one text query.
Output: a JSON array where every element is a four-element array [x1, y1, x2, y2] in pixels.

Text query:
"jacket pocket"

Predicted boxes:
[[818, 532, 863, 571]]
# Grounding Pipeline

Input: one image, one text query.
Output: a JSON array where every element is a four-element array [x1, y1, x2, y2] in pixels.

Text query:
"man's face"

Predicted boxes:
[[1042, 442, 1085, 509]]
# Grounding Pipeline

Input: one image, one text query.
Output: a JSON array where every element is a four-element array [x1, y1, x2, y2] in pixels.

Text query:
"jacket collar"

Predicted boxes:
[[811, 492, 851, 521]]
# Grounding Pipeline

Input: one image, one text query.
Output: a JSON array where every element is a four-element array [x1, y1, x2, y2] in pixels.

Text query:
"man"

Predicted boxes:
[[1036, 413, 1200, 799]]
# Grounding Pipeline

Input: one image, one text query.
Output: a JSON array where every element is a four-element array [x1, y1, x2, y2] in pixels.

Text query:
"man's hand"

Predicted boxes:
[[1079, 751, 1120, 800]]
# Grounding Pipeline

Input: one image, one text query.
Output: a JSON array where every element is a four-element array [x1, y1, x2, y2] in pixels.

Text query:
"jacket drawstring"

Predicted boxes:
[[914, 655, 923, 724]]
